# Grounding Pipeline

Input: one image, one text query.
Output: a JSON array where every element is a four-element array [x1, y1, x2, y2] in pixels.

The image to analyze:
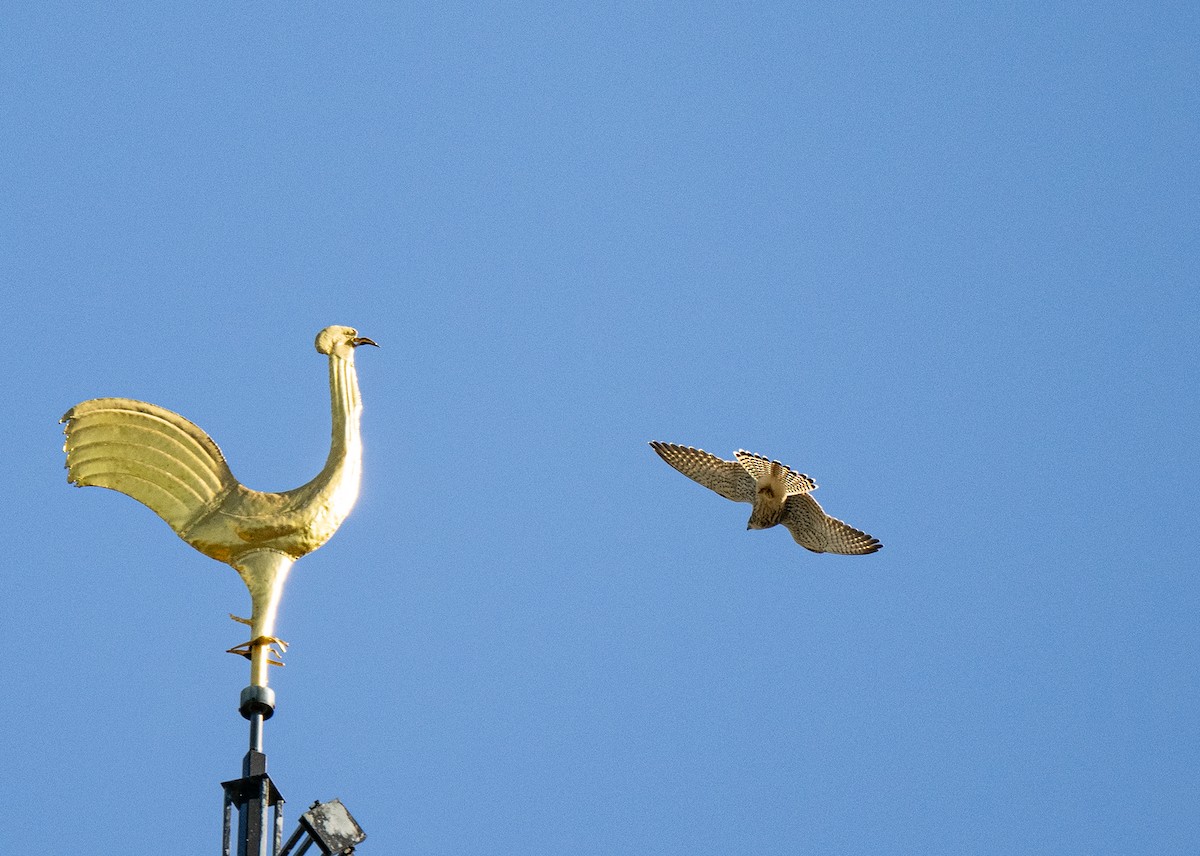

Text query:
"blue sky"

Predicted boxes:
[[3, 3, 1197, 853]]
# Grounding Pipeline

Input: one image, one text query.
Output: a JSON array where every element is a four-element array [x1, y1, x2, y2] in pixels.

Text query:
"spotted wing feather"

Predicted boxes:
[[649, 441, 755, 503], [781, 492, 881, 555]]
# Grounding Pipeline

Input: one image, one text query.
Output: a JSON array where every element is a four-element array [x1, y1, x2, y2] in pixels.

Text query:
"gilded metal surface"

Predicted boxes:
[[62, 325, 377, 687]]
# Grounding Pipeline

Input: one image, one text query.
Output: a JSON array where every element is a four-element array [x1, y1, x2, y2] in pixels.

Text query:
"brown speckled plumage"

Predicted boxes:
[[649, 441, 881, 555]]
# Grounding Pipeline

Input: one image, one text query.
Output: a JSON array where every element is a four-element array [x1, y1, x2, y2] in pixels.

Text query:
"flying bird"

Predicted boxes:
[[62, 325, 378, 686], [649, 441, 881, 554]]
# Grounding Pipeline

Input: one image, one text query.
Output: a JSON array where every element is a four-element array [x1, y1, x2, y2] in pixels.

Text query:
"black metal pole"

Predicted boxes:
[[238, 746, 270, 856], [222, 686, 283, 856]]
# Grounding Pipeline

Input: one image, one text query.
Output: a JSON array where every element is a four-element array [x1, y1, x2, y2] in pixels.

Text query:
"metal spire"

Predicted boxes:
[[62, 326, 376, 855]]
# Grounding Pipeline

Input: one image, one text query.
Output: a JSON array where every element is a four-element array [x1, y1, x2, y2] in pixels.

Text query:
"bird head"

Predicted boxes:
[[315, 325, 380, 357]]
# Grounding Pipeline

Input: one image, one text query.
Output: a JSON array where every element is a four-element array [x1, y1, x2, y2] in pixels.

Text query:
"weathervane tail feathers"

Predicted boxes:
[[62, 398, 236, 533]]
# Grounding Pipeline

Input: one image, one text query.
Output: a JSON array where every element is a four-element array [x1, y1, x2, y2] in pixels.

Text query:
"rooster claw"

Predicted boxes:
[[227, 634, 289, 667]]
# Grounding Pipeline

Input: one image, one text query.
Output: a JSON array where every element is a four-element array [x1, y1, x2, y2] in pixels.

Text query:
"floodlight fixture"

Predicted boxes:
[[279, 799, 368, 856]]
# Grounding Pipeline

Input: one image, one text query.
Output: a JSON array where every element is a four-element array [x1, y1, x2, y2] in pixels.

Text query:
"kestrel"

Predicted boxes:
[[649, 441, 881, 555]]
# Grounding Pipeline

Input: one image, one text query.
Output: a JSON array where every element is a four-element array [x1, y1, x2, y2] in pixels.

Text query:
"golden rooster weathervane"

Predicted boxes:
[[62, 325, 377, 693]]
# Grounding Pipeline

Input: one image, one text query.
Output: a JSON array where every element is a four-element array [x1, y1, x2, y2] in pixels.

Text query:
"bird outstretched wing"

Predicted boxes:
[[62, 397, 237, 535], [780, 492, 881, 555], [649, 441, 756, 503], [733, 450, 818, 495]]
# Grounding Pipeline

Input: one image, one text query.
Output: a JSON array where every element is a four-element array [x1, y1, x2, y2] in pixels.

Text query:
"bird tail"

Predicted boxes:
[[62, 398, 236, 532], [733, 450, 817, 494]]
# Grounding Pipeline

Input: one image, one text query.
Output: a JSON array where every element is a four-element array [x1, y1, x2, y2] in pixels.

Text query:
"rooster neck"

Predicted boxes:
[[235, 349, 365, 558], [284, 350, 364, 502], [320, 350, 364, 483]]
